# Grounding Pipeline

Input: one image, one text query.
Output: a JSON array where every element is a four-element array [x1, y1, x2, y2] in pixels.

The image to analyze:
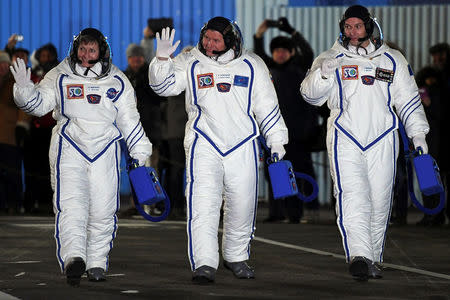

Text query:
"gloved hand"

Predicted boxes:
[[15, 125, 28, 148], [412, 133, 428, 154], [271, 144, 286, 160], [321, 58, 340, 78], [10, 58, 32, 87], [133, 154, 149, 167], [155, 27, 181, 59], [278, 17, 295, 34]]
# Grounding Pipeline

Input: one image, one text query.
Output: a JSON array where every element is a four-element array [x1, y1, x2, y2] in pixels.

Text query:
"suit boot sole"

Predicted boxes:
[[66, 260, 86, 287], [192, 275, 214, 285], [349, 260, 369, 282]]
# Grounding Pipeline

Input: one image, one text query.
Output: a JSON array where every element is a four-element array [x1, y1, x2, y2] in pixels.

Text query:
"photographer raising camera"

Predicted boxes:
[[253, 17, 324, 224]]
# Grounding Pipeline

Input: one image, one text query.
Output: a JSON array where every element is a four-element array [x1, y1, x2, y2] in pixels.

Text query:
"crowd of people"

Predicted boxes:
[[1, 4, 448, 286]]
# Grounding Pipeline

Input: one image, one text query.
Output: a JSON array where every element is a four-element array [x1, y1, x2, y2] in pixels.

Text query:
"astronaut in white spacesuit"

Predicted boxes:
[[10, 28, 152, 286], [149, 17, 288, 284], [300, 5, 429, 281]]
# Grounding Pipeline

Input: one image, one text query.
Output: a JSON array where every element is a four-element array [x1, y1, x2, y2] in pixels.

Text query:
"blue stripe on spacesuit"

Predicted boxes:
[[107, 142, 121, 271], [333, 129, 350, 261], [58, 75, 123, 163], [403, 100, 422, 125], [398, 94, 420, 120], [260, 105, 278, 129], [151, 74, 176, 95], [190, 59, 257, 157], [126, 123, 140, 144], [379, 131, 397, 262], [263, 115, 282, 137], [247, 139, 259, 256], [18, 92, 43, 114], [55, 135, 64, 271], [25, 93, 43, 114], [260, 106, 280, 134], [333, 54, 397, 152], [111, 75, 124, 103], [187, 133, 199, 270], [150, 73, 175, 91], [157, 80, 176, 95], [399, 94, 421, 125], [127, 122, 145, 151]]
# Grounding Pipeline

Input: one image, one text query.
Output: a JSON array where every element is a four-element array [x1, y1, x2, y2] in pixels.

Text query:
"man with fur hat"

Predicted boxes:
[[300, 5, 429, 280], [254, 18, 323, 224], [149, 16, 288, 284]]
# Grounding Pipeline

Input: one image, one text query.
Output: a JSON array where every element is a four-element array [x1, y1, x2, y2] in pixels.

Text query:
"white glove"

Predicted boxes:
[[10, 58, 32, 87], [133, 154, 149, 167], [320, 58, 339, 78], [412, 133, 428, 154], [155, 27, 181, 59], [270, 144, 286, 160]]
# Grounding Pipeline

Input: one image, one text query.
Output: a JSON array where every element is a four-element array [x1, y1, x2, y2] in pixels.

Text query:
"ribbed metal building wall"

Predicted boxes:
[[0, 0, 235, 70], [237, 1, 450, 71]]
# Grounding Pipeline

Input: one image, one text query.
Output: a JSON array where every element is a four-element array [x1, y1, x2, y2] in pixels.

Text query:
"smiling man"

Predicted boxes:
[[149, 16, 288, 284], [300, 5, 430, 281]]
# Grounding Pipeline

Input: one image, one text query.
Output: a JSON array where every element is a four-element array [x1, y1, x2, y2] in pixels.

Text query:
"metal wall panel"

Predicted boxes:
[[237, 2, 450, 71], [0, 0, 235, 70]]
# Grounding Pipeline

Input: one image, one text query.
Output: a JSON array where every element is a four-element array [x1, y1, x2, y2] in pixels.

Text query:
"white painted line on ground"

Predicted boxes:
[[106, 273, 125, 277], [4, 261, 41, 264], [121, 290, 139, 294], [253, 236, 450, 280], [0, 291, 20, 300], [6, 220, 449, 280]]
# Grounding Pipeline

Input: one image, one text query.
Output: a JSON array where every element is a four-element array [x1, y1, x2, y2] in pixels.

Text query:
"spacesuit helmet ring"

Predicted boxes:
[[198, 16, 243, 58], [68, 27, 112, 78], [338, 5, 383, 50]]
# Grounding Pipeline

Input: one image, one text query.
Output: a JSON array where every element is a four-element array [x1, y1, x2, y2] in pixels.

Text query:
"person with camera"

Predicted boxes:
[[10, 28, 152, 286], [300, 5, 429, 281], [4, 34, 24, 59], [0, 49, 31, 215], [149, 17, 288, 284], [254, 17, 321, 224]]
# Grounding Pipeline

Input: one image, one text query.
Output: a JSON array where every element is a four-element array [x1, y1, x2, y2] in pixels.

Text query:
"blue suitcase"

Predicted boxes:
[[268, 159, 298, 199], [128, 165, 166, 205], [413, 153, 444, 196]]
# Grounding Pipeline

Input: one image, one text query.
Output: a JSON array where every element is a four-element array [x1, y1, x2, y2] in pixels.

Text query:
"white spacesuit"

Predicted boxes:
[[300, 6, 429, 279], [149, 19, 288, 278], [11, 28, 151, 283]]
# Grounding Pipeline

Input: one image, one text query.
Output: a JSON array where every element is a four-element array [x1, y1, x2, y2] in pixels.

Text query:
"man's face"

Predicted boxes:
[[431, 51, 447, 70], [201, 29, 226, 57], [127, 55, 145, 73], [13, 52, 28, 65], [39, 49, 55, 65], [344, 17, 369, 47], [77, 41, 100, 67], [272, 48, 294, 65]]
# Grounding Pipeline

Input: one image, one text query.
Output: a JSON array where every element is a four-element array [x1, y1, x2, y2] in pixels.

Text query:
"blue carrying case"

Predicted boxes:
[[128, 165, 166, 205], [413, 152, 444, 196], [268, 158, 299, 199]]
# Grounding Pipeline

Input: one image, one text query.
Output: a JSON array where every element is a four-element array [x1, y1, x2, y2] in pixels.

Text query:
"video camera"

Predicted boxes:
[[266, 19, 281, 28], [147, 18, 174, 35]]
